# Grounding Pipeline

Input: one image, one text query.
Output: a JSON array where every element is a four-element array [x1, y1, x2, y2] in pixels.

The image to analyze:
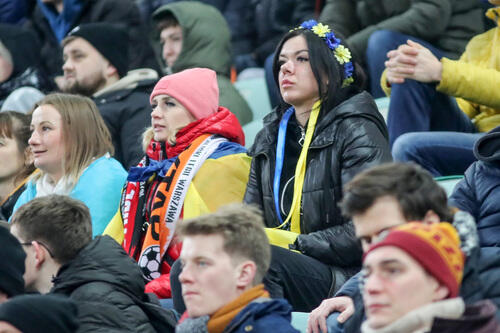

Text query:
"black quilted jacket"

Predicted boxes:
[[244, 91, 392, 267]]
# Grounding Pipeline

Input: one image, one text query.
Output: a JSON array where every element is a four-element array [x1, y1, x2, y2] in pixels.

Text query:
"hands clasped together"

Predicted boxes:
[[385, 40, 443, 85]]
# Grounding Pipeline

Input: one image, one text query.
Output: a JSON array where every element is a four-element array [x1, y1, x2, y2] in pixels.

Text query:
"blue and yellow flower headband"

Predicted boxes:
[[292, 20, 354, 87]]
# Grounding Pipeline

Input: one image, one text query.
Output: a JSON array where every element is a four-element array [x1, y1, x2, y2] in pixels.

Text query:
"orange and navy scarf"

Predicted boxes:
[[122, 134, 226, 280], [207, 284, 269, 333]]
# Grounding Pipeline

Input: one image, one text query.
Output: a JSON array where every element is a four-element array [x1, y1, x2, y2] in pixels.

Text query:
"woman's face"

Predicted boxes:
[[278, 35, 320, 111], [150, 94, 196, 142], [29, 104, 65, 181], [0, 133, 25, 184]]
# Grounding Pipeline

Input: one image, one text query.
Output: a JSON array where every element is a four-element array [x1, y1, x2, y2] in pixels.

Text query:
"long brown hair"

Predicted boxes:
[[32, 93, 113, 182]]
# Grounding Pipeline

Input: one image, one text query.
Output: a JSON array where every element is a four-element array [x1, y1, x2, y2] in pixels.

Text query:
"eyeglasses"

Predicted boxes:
[[20, 241, 55, 258]]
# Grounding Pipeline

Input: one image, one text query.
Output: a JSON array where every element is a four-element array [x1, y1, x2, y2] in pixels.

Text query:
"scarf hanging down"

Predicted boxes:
[[273, 100, 321, 233], [121, 134, 227, 280]]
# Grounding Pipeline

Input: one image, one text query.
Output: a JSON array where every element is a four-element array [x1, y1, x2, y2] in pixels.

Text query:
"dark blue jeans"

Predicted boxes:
[[366, 30, 447, 98], [392, 132, 482, 177]]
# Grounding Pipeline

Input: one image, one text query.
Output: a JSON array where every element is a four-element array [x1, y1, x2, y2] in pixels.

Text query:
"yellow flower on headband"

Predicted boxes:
[[311, 23, 330, 38], [334, 45, 352, 65]]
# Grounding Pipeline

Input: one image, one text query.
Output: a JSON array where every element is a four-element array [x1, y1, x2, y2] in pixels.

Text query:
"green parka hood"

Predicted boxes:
[[153, 1, 232, 77]]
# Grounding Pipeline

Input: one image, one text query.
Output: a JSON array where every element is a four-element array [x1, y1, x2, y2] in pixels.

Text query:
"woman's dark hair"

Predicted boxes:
[[0, 111, 35, 183], [272, 28, 365, 115]]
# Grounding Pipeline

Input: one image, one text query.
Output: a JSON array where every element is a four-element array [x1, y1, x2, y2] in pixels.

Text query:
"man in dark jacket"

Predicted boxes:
[[319, 0, 484, 97], [25, 0, 160, 78], [307, 163, 500, 333], [10, 195, 176, 333], [61, 23, 157, 169], [175, 204, 299, 333]]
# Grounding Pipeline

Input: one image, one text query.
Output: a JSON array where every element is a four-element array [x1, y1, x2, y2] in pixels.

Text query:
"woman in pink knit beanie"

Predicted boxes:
[[107, 68, 251, 299]]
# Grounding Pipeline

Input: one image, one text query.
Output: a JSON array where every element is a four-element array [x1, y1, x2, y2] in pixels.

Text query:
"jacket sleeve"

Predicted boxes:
[[437, 58, 500, 113], [243, 154, 265, 210], [334, 271, 361, 298], [449, 163, 479, 222], [295, 116, 392, 266], [347, 0, 452, 58]]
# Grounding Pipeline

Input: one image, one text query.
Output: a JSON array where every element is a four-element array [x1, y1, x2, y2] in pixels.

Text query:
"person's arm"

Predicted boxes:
[[437, 58, 500, 110], [347, 0, 452, 58], [295, 116, 392, 266], [243, 154, 265, 210], [449, 163, 479, 222]]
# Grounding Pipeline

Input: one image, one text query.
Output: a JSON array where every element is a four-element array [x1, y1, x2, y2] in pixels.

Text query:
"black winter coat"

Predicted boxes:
[[244, 92, 392, 266], [51, 236, 176, 333], [26, 0, 160, 77], [94, 77, 156, 170]]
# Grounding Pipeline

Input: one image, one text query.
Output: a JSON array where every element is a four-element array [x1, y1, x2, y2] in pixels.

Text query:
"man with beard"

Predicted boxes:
[[61, 23, 158, 169]]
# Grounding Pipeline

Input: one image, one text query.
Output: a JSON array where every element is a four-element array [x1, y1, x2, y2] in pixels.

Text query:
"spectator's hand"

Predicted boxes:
[[385, 40, 442, 84], [385, 43, 418, 84], [404, 40, 443, 83], [306, 296, 355, 333]]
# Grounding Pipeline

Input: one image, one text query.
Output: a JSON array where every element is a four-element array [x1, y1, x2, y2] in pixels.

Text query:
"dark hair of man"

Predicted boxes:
[[340, 162, 454, 222], [155, 11, 180, 33], [10, 195, 92, 264], [177, 204, 271, 285], [272, 28, 365, 118]]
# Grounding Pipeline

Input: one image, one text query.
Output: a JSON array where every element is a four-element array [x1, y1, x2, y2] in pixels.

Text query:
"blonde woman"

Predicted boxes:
[[12, 93, 127, 236]]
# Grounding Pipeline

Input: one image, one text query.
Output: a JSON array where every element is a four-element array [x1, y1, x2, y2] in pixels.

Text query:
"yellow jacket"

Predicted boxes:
[[381, 8, 500, 132], [104, 153, 251, 244]]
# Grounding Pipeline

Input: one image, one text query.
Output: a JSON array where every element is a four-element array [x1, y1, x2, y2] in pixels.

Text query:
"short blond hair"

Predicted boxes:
[[33, 93, 113, 182], [177, 204, 271, 285]]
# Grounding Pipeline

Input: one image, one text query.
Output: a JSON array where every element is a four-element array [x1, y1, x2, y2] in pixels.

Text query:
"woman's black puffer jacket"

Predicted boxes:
[[244, 91, 392, 267]]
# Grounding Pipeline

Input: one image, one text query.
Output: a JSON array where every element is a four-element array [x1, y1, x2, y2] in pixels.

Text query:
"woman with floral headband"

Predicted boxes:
[[244, 20, 392, 312]]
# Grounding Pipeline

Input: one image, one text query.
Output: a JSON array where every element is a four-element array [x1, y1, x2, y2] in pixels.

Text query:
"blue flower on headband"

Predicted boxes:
[[295, 20, 354, 87], [300, 19, 317, 30], [325, 32, 340, 50], [344, 62, 354, 78]]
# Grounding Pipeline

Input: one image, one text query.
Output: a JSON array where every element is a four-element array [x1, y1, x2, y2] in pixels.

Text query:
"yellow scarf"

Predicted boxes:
[[206, 284, 269, 333], [283, 100, 321, 233]]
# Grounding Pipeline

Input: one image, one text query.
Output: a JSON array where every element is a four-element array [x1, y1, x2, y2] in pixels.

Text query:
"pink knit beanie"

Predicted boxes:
[[150, 68, 219, 120]]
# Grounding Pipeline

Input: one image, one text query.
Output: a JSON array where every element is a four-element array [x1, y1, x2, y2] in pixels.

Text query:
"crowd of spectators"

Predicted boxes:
[[0, 0, 499, 332]]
